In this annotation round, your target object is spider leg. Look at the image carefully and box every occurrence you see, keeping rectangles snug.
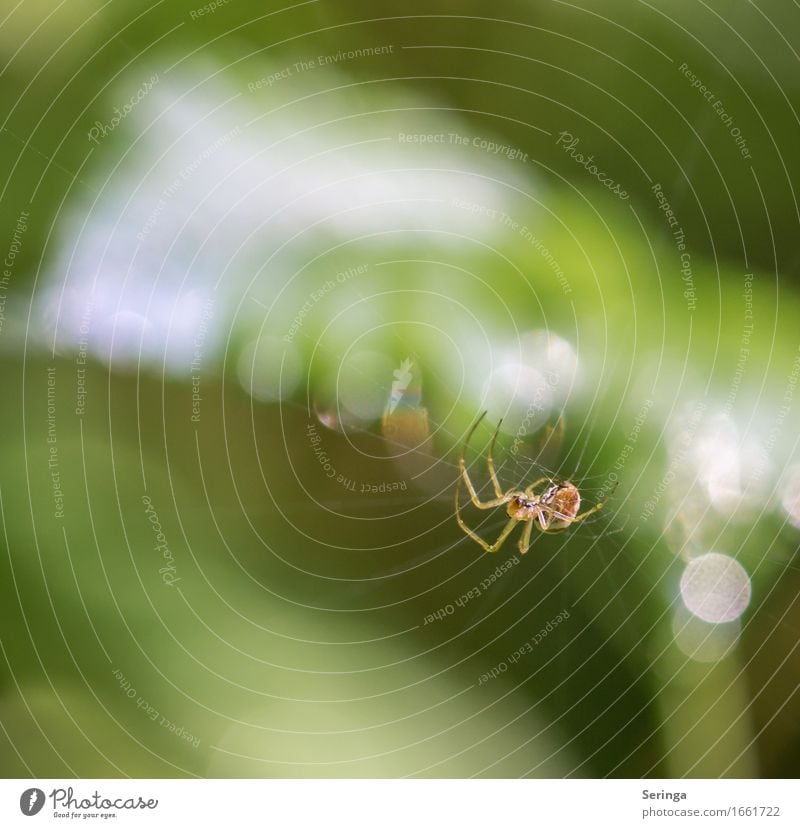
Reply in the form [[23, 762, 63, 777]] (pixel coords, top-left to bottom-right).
[[517, 520, 534, 554], [455, 477, 519, 553], [547, 508, 575, 522], [464, 410, 488, 446], [536, 507, 576, 533], [481, 517, 520, 553], [535, 504, 609, 535], [459, 412, 511, 508], [486, 417, 504, 498], [524, 477, 553, 496], [459, 478, 512, 510], [570, 501, 607, 524], [569, 483, 618, 524]]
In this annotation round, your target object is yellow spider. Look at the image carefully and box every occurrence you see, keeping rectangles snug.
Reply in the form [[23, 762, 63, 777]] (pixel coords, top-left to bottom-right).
[[455, 412, 613, 554]]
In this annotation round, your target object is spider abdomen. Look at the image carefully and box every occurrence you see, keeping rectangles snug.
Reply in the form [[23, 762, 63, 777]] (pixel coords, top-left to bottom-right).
[[546, 482, 581, 529]]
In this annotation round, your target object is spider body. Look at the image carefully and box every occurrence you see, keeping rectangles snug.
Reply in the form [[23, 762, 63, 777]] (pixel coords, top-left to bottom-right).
[[506, 494, 540, 522], [506, 484, 581, 529], [455, 412, 613, 554]]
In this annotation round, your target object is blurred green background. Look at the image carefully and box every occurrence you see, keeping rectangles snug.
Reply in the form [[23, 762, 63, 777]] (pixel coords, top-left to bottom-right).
[[0, 0, 799, 778]]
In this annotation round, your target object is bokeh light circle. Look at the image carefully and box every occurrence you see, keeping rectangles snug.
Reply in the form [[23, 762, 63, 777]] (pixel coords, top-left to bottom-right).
[[679, 552, 752, 624]]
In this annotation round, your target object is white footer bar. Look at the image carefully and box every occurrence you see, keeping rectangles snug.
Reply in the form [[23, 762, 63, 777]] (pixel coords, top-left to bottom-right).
[[1, 779, 796, 827]]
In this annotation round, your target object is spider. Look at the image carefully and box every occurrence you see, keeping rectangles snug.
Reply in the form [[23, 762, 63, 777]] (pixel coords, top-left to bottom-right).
[[455, 411, 614, 554]]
